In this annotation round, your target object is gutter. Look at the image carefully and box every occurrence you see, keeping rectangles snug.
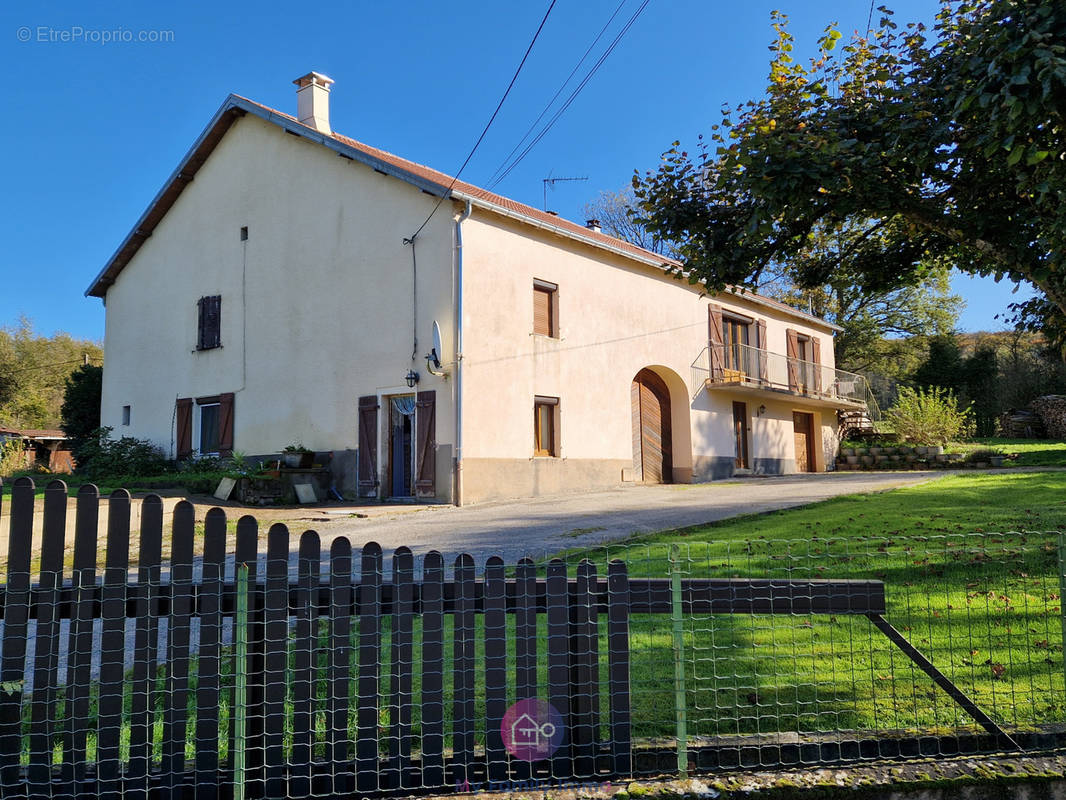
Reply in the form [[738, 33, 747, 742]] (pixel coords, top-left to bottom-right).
[[454, 199, 472, 507]]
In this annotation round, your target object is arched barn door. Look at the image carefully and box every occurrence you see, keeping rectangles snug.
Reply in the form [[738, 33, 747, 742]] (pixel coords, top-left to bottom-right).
[[631, 368, 673, 483]]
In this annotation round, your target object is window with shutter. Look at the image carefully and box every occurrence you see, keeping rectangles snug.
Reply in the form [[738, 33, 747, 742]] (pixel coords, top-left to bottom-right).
[[197, 295, 222, 350], [533, 280, 557, 337], [534, 396, 559, 457]]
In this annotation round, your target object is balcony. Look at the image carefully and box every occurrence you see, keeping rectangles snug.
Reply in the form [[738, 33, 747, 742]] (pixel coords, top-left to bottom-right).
[[691, 343, 873, 411]]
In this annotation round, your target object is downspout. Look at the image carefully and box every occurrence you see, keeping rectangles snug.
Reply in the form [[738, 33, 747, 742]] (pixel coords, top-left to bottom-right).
[[454, 199, 472, 506]]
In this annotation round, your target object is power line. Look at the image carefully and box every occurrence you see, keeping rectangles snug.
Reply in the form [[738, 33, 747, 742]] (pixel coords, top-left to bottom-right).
[[3, 356, 102, 376], [406, 0, 558, 242], [489, 0, 652, 191], [484, 0, 629, 188]]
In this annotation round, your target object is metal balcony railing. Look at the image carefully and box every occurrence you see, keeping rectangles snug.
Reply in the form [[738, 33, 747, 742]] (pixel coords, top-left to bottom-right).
[[690, 343, 877, 413]]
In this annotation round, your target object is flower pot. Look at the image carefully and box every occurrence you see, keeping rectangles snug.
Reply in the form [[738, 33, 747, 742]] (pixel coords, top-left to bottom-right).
[[989, 456, 1005, 467], [282, 453, 304, 469], [846, 455, 859, 465]]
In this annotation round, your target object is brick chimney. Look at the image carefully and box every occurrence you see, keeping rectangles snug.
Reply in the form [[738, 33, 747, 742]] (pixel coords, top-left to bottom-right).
[[293, 72, 334, 134]]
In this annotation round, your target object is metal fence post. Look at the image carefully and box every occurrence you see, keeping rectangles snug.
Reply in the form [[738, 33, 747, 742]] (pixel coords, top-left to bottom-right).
[[670, 544, 688, 778], [1058, 534, 1066, 695], [233, 563, 249, 800]]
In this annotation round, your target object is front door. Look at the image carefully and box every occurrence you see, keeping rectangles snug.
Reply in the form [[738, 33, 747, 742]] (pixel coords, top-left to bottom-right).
[[631, 369, 672, 483], [388, 395, 416, 497], [792, 411, 816, 473], [732, 401, 749, 469]]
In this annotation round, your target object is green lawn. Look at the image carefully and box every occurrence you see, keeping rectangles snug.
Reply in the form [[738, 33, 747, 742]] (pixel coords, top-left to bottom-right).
[[555, 471, 1066, 742], [971, 438, 1066, 467]]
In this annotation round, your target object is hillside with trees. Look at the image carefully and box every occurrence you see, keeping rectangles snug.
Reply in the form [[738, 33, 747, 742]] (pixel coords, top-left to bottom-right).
[[0, 317, 103, 430]]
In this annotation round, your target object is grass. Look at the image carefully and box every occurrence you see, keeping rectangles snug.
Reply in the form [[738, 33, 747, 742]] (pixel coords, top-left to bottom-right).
[[970, 438, 1066, 467], [0, 469, 230, 499], [551, 471, 1066, 741]]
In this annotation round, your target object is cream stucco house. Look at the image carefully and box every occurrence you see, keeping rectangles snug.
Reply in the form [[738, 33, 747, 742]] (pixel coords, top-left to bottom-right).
[[87, 73, 872, 505]]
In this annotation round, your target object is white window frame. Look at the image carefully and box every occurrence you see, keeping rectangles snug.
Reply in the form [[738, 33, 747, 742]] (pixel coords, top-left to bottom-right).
[[195, 401, 221, 457]]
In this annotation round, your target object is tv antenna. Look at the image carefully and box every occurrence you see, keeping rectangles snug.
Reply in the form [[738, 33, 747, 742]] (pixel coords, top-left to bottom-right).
[[542, 174, 588, 212]]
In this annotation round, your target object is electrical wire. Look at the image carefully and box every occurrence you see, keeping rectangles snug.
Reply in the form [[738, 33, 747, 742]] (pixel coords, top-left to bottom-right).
[[488, 0, 651, 191], [406, 0, 558, 242], [484, 0, 629, 189], [2, 356, 101, 376]]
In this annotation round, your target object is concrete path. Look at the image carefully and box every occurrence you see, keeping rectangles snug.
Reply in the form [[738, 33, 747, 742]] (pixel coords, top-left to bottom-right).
[[313, 471, 950, 568]]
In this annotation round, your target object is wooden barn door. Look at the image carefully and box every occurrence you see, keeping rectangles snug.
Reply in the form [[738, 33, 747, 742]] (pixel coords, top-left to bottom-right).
[[792, 411, 816, 473], [631, 369, 673, 483]]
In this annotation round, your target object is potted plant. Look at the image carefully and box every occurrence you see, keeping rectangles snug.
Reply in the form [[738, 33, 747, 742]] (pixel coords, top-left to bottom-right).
[[282, 443, 313, 469]]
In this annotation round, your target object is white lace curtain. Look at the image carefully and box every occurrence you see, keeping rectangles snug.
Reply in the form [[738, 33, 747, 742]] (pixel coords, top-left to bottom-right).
[[391, 396, 416, 416]]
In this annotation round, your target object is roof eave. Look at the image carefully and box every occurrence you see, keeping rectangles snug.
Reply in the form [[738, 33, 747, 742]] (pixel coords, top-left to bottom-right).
[[85, 95, 452, 299]]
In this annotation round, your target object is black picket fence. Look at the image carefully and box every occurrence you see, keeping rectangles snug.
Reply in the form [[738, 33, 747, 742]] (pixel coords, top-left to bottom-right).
[[0, 477, 1063, 799]]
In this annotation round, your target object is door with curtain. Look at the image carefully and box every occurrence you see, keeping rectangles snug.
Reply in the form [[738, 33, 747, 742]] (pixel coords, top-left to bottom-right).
[[388, 395, 416, 497]]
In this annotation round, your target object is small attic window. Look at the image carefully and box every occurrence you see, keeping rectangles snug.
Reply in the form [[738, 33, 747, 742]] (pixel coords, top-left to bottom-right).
[[240, 226, 248, 241]]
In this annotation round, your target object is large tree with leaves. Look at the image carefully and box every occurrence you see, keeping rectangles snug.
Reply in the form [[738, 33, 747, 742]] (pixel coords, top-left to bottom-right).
[[633, 1, 1066, 324]]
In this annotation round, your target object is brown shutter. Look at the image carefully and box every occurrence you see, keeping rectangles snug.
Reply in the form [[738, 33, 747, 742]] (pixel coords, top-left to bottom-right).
[[785, 329, 800, 391], [358, 395, 379, 497], [208, 296, 221, 348], [218, 392, 235, 456], [533, 286, 553, 336], [176, 398, 193, 459], [755, 319, 768, 384], [707, 304, 724, 379], [196, 298, 206, 350], [415, 390, 436, 498], [811, 337, 822, 393]]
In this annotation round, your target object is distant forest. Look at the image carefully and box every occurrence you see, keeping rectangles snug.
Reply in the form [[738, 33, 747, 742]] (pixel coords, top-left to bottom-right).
[[0, 317, 103, 430]]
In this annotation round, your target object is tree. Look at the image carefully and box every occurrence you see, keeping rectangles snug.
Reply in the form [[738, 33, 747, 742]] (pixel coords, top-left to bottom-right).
[[632, 2, 1066, 325], [582, 188, 675, 256], [760, 222, 961, 371], [0, 318, 103, 429], [60, 364, 103, 457], [586, 190, 961, 372]]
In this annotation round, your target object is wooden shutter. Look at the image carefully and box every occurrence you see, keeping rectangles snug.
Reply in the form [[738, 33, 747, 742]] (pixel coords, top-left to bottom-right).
[[176, 398, 193, 459], [533, 286, 553, 336], [218, 392, 235, 456], [415, 390, 437, 498], [755, 319, 768, 384], [197, 296, 221, 349], [358, 395, 379, 497], [707, 304, 724, 380], [811, 337, 823, 393], [785, 328, 800, 391]]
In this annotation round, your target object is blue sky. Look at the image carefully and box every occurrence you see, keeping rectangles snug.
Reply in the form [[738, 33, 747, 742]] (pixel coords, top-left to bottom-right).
[[0, 0, 1035, 341]]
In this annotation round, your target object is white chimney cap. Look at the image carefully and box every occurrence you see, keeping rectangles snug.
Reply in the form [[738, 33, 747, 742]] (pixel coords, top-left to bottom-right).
[[293, 72, 334, 135]]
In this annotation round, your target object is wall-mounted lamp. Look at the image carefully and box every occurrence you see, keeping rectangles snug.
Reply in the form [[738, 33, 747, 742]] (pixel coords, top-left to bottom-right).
[[404, 369, 420, 388], [757, 404, 767, 417]]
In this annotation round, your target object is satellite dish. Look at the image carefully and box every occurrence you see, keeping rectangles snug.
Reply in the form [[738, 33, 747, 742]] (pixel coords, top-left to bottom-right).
[[426, 320, 446, 375]]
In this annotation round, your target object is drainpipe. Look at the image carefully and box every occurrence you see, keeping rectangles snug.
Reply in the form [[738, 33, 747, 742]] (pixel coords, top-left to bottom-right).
[[454, 200, 472, 506]]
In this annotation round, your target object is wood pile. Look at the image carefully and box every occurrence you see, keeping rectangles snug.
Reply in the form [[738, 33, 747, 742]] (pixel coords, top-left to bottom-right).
[[999, 407, 1045, 438], [1029, 395, 1066, 438]]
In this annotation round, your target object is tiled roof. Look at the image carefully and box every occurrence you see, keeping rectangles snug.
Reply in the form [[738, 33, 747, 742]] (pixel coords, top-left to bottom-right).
[[86, 94, 839, 330], [236, 97, 679, 269]]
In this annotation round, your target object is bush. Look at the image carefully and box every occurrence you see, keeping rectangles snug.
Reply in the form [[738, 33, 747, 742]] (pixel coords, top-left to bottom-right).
[[885, 386, 975, 446], [0, 438, 28, 477], [75, 427, 170, 478]]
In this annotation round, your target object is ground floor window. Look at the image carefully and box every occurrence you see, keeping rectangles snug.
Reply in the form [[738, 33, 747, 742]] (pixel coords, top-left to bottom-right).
[[534, 396, 559, 457], [198, 402, 221, 456]]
